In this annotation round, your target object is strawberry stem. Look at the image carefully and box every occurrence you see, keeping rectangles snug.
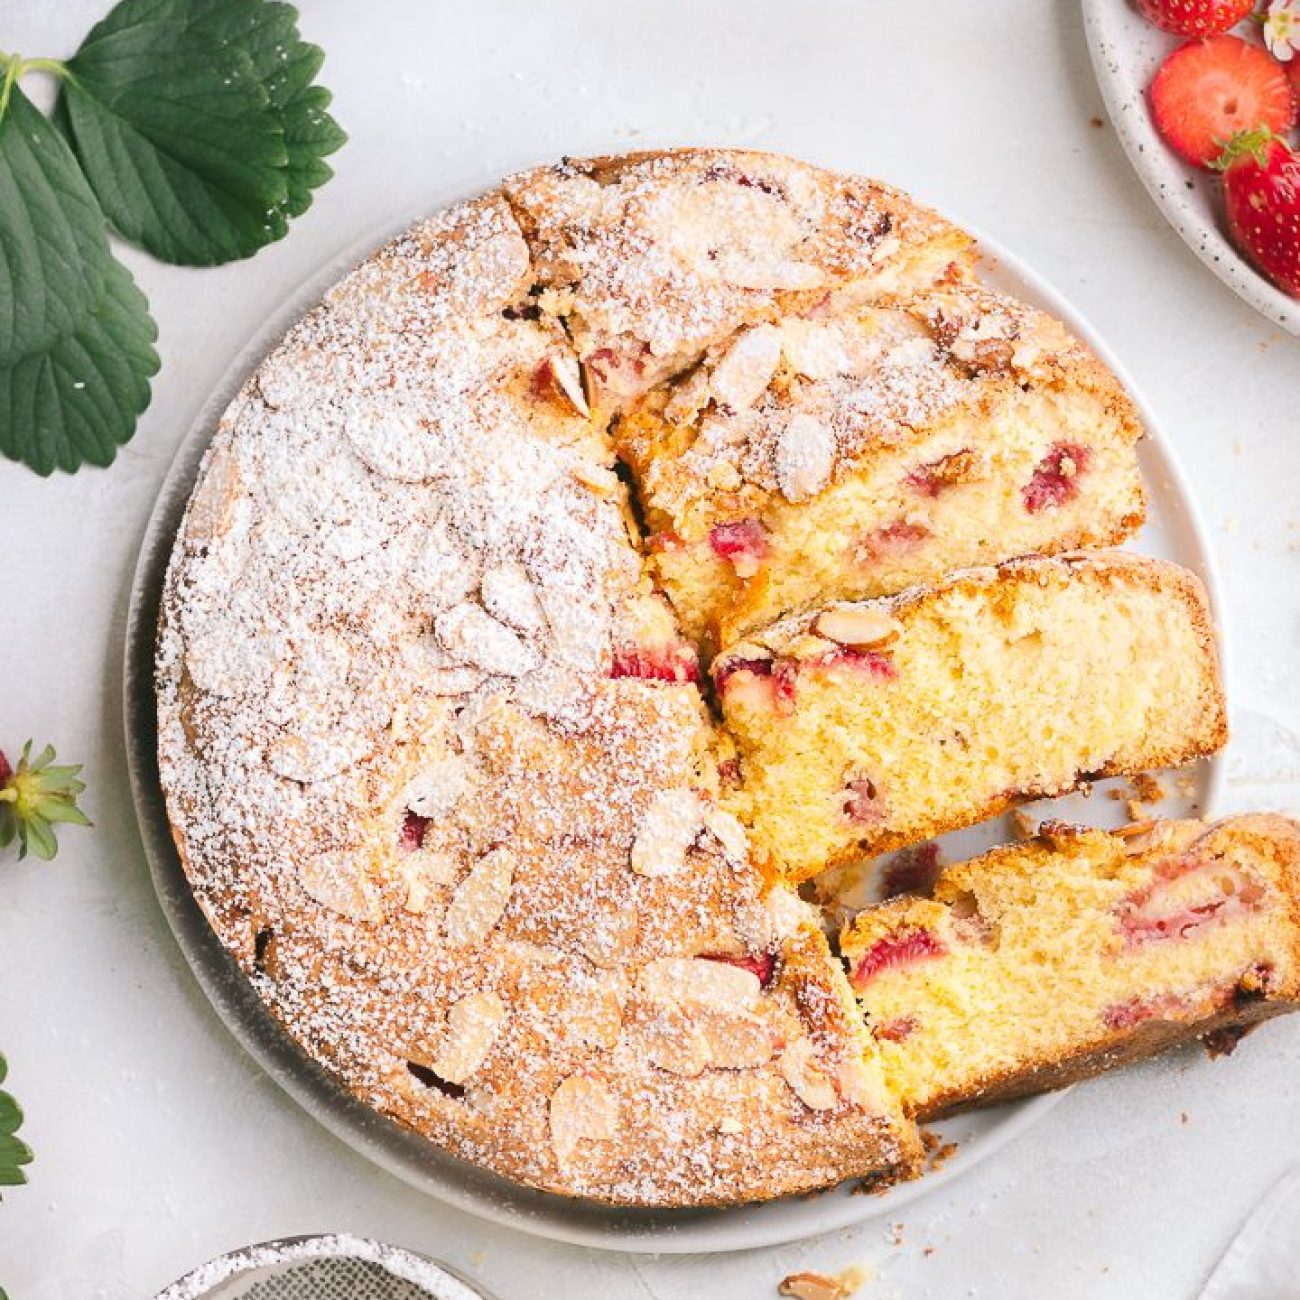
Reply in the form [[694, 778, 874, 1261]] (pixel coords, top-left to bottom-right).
[[0, 740, 90, 861], [1213, 126, 1282, 171]]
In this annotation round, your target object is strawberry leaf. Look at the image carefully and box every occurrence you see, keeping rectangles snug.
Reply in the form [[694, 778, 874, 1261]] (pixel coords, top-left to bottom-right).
[[180, 1, 347, 219], [0, 1055, 32, 1197], [58, 0, 343, 266], [0, 83, 111, 364], [0, 251, 158, 475]]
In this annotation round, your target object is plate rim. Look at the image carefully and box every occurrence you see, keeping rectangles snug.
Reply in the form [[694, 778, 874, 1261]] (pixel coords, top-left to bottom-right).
[[1082, 0, 1300, 337], [122, 181, 1227, 1255]]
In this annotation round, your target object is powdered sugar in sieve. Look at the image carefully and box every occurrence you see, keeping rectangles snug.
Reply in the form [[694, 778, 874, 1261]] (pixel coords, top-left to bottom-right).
[[154, 1234, 497, 1300]]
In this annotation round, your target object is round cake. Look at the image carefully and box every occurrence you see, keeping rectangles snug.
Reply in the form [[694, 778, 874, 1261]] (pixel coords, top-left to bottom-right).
[[155, 149, 1137, 1206]]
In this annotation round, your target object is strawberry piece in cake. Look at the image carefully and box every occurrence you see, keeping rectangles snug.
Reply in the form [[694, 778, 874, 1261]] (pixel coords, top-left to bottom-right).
[[840, 816, 1300, 1118], [714, 552, 1227, 883]]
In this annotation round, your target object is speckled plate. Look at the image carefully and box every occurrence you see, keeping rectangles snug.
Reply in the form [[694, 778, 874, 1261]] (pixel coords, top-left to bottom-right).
[[1084, 0, 1300, 335], [124, 194, 1226, 1255]]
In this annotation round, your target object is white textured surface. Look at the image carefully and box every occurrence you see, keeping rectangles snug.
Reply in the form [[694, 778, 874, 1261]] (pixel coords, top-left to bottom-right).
[[1, 1, 1299, 1296]]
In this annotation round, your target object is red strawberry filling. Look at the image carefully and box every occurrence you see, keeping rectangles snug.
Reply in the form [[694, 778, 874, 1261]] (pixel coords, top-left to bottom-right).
[[585, 343, 649, 386], [709, 518, 770, 577], [611, 644, 701, 684], [1116, 855, 1266, 948], [1023, 442, 1091, 514], [873, 1015, 919, 1043], [880, 843, 943, 898], [1102, 990, 1192, 1031], [0, 749, 10, 788], [859, 519, 930, 561], [905, 448, 978, 498], [399, 810, 430, 852], [702, 950, 777, 987], [851, 928, 945, 990], [843, 776, 887, 826]]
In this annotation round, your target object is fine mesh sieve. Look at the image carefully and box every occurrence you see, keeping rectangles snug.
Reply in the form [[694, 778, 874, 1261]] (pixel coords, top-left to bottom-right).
[[154, 1234, 498, 1300]]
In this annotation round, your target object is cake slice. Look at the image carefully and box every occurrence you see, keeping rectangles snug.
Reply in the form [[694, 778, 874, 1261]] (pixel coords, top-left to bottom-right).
[[504, 149, 974, 413], [618, 283, 1145, 653], [840, 816, 1300, 1118], [714, 552, 1227, 882]]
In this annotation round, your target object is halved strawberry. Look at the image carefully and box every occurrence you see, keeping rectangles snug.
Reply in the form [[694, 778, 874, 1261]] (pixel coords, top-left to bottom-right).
[[1217, 127, 1300, 295], [1136, 0, 1257, 38], [1151, 36, 1294, 168]]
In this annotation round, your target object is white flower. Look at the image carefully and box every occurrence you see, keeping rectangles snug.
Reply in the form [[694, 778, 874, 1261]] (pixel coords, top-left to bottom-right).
[[1264, 0, 1300, 61]]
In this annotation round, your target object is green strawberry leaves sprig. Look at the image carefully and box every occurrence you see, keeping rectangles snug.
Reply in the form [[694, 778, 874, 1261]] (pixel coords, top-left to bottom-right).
[[0, 0, 346, 476], [0, 1054, 32, 1198], [0, 740, 91, 861]]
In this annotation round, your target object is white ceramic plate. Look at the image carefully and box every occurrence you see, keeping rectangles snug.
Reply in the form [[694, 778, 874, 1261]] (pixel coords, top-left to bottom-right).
[[1084, 0, 1300, 335], [124, 196, 1226, 1255]]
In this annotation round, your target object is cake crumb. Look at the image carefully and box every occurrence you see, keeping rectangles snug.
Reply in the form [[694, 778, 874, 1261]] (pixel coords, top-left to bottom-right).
[[1180, 1111, 1190, 1125], [1010, 808, 1037, 839], [890, 1222, 905, 1246], [778, 1265, 871, 1299]]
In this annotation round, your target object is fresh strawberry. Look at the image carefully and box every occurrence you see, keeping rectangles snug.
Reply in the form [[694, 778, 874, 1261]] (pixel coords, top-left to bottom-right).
[[1150, 36, 1294, 168], [1216, 128, 1300, 295], [1136, 0, 1257, 37]]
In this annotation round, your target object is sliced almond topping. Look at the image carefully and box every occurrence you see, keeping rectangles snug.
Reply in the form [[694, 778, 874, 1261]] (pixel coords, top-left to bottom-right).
[[299, 852, 382, 923], [696, 1007, 777, 1070], [779, 1037, 839, 1111], [778, 318, 850, 380], [185, 442, 243, 545], [444, 847, 514, 946], [536, 353, 590, 417], [638, 957, 761, 1011], [710, 323, 782, 411], [717, 1115, 743, 1135], [643, 1010, 712, 1078], [409, 522, 479, 613], [630, 788, 706, 878], [663, 364, 711, 425], [571, 461, 622, 499], [405, 757, 469, 819], [550, 1075, 619, 1165], [480, 560, 546, 635], [814, 606, 901, 649], [786, 632, 838, 661], [702, 807, 749, 862], [430, 991, 506, 1085], [719, 255, 824, 292], [398, 849, 460, 915], [435, 601, 540, 678], [775, 411, 836, 503], [565, 984, 625, 1051]]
